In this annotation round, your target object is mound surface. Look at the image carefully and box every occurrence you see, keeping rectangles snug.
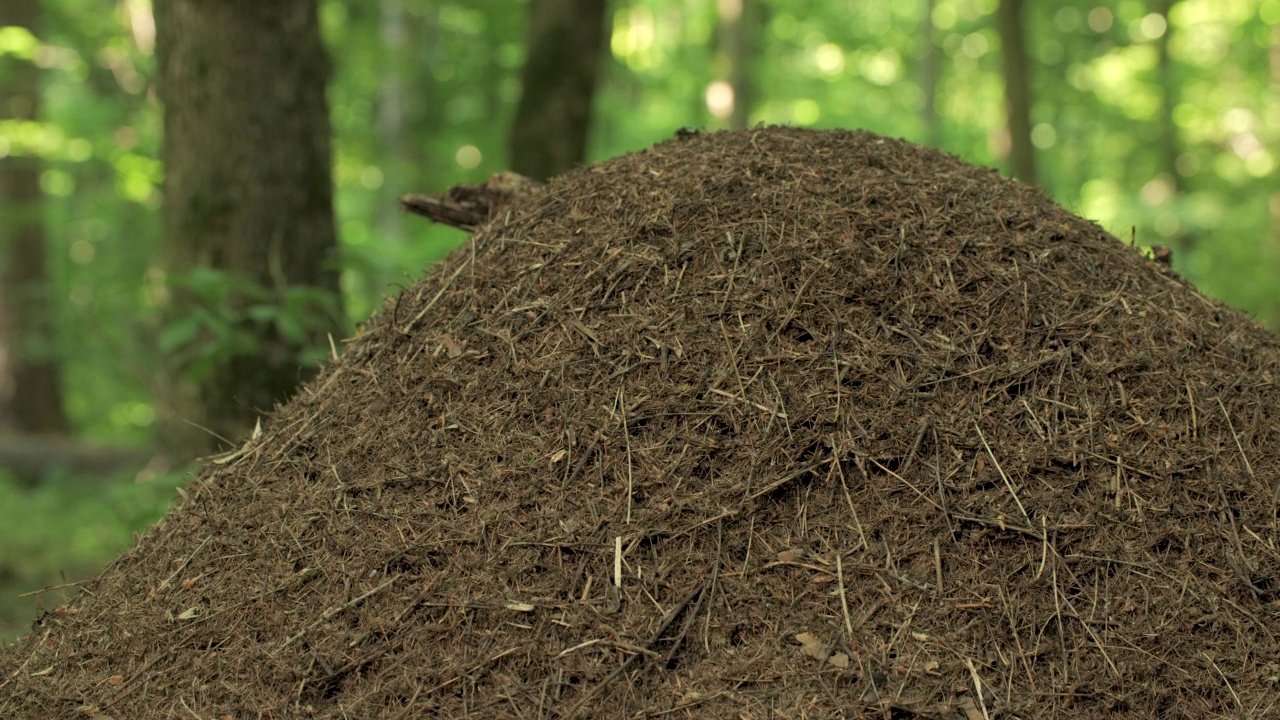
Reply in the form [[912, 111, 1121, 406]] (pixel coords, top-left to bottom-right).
[[4, 127, 1280, 719]]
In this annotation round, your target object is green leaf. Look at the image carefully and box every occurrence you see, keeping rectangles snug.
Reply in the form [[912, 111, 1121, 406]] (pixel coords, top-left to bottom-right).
[[158, 316, 204, 354]]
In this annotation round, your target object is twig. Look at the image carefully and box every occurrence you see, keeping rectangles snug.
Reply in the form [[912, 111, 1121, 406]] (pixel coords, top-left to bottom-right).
[[1216, 397, 1255, 481], [421, 647, 521, 697], [965, 658, 992, 720], [157, 536, 213, 593], [1204, 652, 1243, 712], [565, 436, 599, 486], [837, 554, 854, 637], [869, 457, 945, 513], [746, 460, 828, 500], [933, 538, 944, 592], [560, 583, 705, 719], [17, 580, 90, 598], [975, 422, 1030, 524], [620, 389, 635, 523], [702, 520, 725, 653], [401, 254, 475, 335], [664, 577, 707, 666], [0, 629, 50, 693], [614, 536, 623, 589], [277, 577, 397, 652]]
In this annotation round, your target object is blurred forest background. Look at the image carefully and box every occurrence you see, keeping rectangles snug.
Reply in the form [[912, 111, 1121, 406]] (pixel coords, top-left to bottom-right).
[[2, 0, 1279, 641]]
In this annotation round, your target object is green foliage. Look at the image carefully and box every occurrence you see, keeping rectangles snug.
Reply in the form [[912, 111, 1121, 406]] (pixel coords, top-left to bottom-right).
[[160, 267, 345, 381], [0, 466, 189, 643]]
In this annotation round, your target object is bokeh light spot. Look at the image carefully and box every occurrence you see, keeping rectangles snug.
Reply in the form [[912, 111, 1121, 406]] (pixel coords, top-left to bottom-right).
[[455, 145, 482, 169]]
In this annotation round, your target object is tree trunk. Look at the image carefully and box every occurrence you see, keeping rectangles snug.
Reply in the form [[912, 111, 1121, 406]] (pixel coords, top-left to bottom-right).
[[996, 0, 1037, 184], [377, 0, 407, 246], [1154, 0, 1179, 191], [0, 0, 70, 435], [509, 0, 610, 181], [155, 0, 342, 457], [1270, 24, 1280, 329], [1153, 0, 1191, 254], [716, 0, 755, 130], [920, 0, 941, 147]]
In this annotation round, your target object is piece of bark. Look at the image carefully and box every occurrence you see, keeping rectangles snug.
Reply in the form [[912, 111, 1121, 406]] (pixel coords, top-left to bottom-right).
[[400, 172, 541, 231]]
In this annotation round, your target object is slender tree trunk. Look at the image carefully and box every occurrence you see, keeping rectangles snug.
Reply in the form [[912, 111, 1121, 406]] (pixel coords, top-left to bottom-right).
[[1269, 24, 1280, 329], [1153, 0, 1191, 255], [378, 0, 407, 246], [920, 0, 941, 147], [0, 0, 70, 434], [1154, 0, 1179, 193], [509, 0, 610, 181], [155, 0, 342, 456], [716, 0, 754, 130], [407, 9, 440, 185], [996, 0, 1037, 184]]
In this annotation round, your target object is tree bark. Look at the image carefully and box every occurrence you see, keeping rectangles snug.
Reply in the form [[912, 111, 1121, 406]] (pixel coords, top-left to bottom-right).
[[1270, 24, 1280, 329], [0, 0, 70, 435], [377, 0, 407, 246], [716, 0, 755, 130], [155, 0, 342, 456], [509, 0, 610, 181], [920, 0, 941, 147], [996, 0, 1037, 184], [1154, 0, 1179, 193], [1153, 0, 1192, 255]]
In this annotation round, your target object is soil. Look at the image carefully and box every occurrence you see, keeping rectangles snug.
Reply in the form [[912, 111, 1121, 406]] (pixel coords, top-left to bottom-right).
[[3, 127, 1280, 719]]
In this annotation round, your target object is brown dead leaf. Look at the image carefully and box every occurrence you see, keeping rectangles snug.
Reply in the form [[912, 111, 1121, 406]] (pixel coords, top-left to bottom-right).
[[795, 632, 827, 661], [955, 696, 986, 720], [794, 632, 848, 667], [440, 333, 465, 358], [778, 548, 805, 563]]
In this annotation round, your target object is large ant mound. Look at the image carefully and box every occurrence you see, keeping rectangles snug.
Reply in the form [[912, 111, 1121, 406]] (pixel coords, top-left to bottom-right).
[[4, 127, 1280, 719]]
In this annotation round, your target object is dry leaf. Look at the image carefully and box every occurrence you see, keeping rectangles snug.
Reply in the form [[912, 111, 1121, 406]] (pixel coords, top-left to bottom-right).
[[778, 548, 805, 563], [794, 632, 846, 667], [795, 632, 827, 661], [440, 333, 465, 358], [955, 697, 985, 720]]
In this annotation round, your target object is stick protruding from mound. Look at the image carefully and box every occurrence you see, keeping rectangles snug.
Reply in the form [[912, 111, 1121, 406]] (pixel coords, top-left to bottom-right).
[[400, 171, 541, 231]]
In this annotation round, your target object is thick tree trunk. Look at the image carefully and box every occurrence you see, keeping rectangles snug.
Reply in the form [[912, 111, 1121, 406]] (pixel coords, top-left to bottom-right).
[[0, 0, 70, 435], [996, 0, 1037, 184], [509, 0, 609, 181], [155, 0, 342, 456]]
